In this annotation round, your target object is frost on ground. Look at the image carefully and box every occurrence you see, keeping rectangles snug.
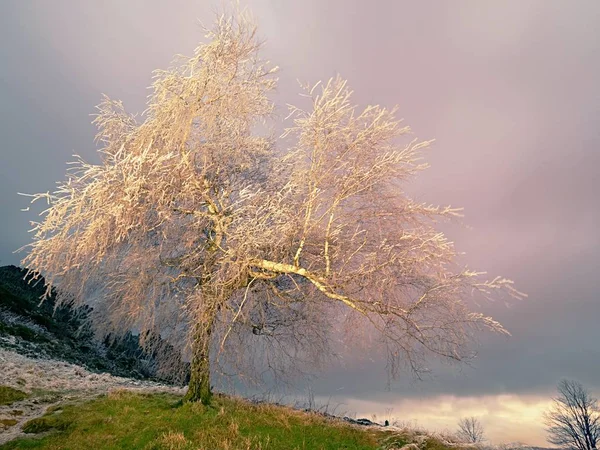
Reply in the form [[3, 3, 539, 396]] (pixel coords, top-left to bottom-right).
[[0, 348, 185, 445]]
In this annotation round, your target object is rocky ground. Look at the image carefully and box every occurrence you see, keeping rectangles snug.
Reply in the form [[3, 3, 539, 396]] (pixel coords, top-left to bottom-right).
[[0, 348, 186, 445]]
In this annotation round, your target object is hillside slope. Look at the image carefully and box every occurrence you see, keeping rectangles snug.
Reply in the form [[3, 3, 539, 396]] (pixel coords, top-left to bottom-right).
[[1, 384, 465, 450], [0, 265, 185, 382]]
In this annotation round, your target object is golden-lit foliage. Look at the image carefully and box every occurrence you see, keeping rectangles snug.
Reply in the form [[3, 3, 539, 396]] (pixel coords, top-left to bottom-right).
[[20, 8, 524, 392]]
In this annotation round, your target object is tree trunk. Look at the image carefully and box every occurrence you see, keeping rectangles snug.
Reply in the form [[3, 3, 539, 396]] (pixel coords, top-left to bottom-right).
[[184, 322, 213, 405]]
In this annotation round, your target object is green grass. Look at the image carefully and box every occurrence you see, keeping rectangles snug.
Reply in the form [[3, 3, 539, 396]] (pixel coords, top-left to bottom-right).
[[2, 391, 393, 449], [0, 386, 28, 406], [1, 391, 463, 450]]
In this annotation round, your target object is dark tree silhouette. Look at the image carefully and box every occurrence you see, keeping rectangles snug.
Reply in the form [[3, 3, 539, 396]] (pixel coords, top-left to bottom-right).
[[544, 379, 599, 450]]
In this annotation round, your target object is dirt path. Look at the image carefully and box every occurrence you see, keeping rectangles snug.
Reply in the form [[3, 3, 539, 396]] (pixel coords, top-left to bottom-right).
[[0, 348, 185, 445]]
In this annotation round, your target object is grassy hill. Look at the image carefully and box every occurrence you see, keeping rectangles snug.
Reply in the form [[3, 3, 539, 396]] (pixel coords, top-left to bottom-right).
[[0, 266, 460, 449], [0, 390, 460, 450], [2, 266, 542, 449]]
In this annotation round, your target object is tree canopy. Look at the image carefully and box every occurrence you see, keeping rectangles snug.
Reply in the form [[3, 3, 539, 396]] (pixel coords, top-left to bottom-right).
[[20, 10, 524, 404]]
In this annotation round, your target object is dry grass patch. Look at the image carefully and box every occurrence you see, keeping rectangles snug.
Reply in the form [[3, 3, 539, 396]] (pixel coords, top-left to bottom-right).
[[1, 418, 19, 428], [0, 386, 28, 406], [145, 431, 193, 450]]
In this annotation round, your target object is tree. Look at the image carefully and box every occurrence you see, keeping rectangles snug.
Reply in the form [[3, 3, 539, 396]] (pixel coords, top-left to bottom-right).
[[457, 416, 485, 443], [19, 10, 524, 404], [544, 379, 600, 450]]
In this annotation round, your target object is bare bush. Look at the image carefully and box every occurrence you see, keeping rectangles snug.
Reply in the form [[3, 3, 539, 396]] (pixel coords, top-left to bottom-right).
[[19, 7, 524, 404]]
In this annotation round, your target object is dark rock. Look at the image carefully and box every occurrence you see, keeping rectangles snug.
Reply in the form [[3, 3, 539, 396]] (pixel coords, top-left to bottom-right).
[[342, 416, 377, 426]]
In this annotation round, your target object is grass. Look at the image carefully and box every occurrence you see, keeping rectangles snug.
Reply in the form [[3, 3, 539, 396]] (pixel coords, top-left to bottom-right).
[[0, 386, 28, 406], [1, 419, 18, 428], [1, 391, 383, 449], [1, 391, 462, 450]]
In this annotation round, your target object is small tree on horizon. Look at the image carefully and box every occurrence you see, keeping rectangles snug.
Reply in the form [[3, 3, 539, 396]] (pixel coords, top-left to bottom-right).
[[19, 9, 524, 404], [544, 379, 600, 450], [457, 416, 485, 443]]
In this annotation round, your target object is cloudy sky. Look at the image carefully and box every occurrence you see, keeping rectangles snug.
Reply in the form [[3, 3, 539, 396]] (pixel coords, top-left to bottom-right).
[[1, 1, 599, 445]]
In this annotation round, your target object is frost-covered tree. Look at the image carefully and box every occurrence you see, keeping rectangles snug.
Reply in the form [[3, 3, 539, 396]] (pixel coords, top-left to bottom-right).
[[20, 10, 524, 404]]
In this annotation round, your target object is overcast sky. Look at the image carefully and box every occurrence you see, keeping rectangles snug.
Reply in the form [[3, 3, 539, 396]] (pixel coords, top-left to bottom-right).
[[1, 1, 599, 445]]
